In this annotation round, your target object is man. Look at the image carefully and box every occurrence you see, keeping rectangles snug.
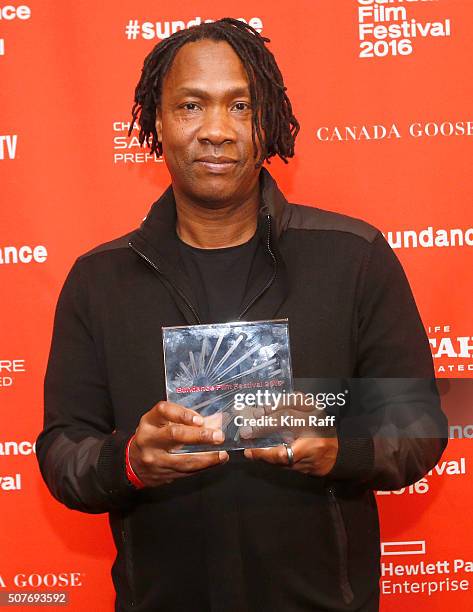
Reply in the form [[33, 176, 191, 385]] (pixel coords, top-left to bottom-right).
[[36, 17, 448, 612]]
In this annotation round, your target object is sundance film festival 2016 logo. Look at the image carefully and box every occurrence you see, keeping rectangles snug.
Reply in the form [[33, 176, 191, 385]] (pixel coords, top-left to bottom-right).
[[0, 5, 31, 57], [0, 439, 37, 493], [357, 0, 452, 59], [377, 456, 467, 497]]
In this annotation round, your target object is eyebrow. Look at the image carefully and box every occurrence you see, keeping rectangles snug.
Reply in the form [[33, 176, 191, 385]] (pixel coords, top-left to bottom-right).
[[173, 85, 250, 98]]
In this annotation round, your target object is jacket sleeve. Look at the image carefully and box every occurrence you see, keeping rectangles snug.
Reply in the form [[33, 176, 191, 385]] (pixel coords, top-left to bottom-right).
[[326, 232, 449, 490], [36, 260, 141, 513]]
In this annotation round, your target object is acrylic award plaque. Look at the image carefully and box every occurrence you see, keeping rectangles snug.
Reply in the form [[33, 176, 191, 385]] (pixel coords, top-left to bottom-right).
[[162, 319, 293, 453]]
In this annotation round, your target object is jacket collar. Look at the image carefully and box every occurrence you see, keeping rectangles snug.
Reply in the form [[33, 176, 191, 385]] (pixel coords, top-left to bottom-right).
[[134, 166, 290, 253], [128, 167, 290, 324]]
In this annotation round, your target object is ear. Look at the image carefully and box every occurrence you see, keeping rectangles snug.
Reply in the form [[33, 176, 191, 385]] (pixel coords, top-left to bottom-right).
[[155, 105, 162, 143]]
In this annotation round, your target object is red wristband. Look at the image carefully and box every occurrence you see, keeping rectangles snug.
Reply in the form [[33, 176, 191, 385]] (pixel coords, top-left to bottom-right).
[[125, 434, 146, 489]]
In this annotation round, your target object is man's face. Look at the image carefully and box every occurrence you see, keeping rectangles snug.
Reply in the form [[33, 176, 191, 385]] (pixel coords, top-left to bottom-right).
[[155, 39, 263, 208]]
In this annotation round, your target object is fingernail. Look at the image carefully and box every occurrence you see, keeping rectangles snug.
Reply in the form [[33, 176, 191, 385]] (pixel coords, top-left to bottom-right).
[[192, 415, 204, 425], [213, 430, 225, 443], [240, 426, 252, 439], [219, 451, 228, 461]]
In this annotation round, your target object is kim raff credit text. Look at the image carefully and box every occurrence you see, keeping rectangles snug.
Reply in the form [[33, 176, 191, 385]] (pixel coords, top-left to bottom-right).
[[233, 413, 337, 429]]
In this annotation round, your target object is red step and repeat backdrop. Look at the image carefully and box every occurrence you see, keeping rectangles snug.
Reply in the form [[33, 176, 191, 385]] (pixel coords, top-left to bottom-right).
[[1, 1, 472, 610]]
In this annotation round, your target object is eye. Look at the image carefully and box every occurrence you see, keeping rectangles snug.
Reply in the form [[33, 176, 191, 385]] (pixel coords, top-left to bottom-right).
[[182, 102, 200, 111], [233, 102, 251, 111]]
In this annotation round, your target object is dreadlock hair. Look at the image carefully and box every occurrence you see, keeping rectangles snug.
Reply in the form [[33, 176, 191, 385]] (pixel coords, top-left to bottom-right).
[[129, 17, 300, 168]]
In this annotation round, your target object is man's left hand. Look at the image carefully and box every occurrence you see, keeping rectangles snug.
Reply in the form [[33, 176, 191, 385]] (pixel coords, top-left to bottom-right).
[[241, 395, 339, 476]]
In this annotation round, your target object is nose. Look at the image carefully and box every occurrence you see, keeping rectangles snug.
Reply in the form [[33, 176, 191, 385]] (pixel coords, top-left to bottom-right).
[[197, 105, 236, 146]]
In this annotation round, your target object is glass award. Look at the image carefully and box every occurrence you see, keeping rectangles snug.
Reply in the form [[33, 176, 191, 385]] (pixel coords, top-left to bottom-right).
[[162, 319, 293, 453]]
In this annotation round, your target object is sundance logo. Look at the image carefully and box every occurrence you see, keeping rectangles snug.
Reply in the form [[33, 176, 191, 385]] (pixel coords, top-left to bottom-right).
[[383, 226, 473, 250], [0, 245, 47, 265], [125, 16, 263, 41], [0, 440, 36, 456]]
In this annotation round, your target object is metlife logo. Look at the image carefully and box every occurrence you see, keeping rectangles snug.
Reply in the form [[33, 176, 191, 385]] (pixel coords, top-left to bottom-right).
[[357, 0, 452, 59], [124, 16, 263, 41]]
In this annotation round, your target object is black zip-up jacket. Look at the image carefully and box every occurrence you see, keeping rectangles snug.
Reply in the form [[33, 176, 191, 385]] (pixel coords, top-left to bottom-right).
[[36, 168, 448, 612]]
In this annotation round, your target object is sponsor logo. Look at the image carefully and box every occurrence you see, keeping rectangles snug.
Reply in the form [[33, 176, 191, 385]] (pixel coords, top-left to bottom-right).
[[377, 457, 467, 497], [0, 245, 48, 265], [357, 0, 452, 59], [0, 441, 36, 456], [0, 473, 22, 491], [450, 425, 473, 440], [382, 227, 473, 250], [112, 121, 164, 164], [380, 540, 472, 596], [0, 5, 31, 20], [124, 16, 263, 41], [0, 359, 26, 388], [427, 325, 473, 374], [0, 573, 83, 589], [315, 121, 473, 142], [0, 6, 31, 57], [0, 135, 18, 160]]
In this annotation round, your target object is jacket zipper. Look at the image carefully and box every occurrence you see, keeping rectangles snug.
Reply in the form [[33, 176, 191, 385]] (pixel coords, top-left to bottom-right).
[[326, 485, 355, 605], [128, 240, 202, 324], [121, 517, 136, 607], [129, 213, 277, 324], [237, 214, 277, 320]]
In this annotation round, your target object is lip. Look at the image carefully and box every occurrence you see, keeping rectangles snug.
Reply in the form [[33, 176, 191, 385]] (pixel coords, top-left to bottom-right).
[[195, 157, 238, 173], [196, 156, 238, 163]]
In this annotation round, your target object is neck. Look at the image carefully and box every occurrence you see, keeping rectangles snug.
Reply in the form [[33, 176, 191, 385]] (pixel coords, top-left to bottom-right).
[[174, 186, 260, 249]]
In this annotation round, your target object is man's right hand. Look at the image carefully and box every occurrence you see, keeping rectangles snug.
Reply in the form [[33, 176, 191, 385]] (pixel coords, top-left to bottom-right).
[[128, 401, 229, 488]]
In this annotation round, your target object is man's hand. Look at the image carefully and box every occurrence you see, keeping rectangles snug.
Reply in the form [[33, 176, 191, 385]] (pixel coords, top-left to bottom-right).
[[241, 394, 339, 477], [243, 436, 338, 476], [129, 401, 229, 488]]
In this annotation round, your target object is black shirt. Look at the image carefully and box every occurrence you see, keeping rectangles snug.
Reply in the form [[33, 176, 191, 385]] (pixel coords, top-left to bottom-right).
[[174, 231, 341, 611], [177, 231, 260, 323]]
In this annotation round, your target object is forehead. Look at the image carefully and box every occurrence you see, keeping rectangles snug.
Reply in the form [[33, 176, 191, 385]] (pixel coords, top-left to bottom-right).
[[162, 39, 250, 98]]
